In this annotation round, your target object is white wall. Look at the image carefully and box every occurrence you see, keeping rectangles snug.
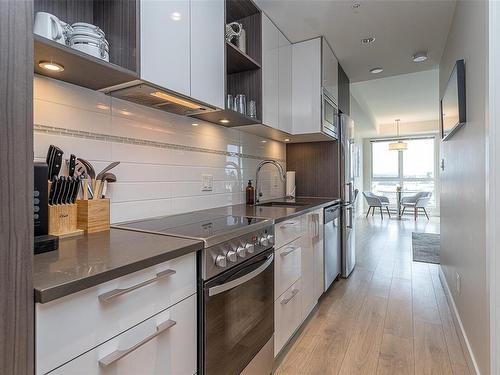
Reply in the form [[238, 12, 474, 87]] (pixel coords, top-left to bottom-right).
[[439, 0, 489, 373], [34, 76, 286, 223]]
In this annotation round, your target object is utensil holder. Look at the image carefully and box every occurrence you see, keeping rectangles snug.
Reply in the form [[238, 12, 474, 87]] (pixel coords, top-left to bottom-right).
[[77, 199, 110, 233], [48, 204, 84, 238]]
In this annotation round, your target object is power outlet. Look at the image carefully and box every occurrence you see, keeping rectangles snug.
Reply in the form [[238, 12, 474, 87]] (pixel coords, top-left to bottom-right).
[[456, 272, 461, 295], [201, 174, 213, 192]]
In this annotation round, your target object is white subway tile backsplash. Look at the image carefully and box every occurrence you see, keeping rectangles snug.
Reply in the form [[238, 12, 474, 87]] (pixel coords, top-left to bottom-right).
[[34, 75, 285, 222]]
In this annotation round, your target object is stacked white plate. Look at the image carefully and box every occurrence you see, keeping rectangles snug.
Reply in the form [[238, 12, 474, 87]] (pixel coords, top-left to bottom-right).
[[67, 22, 109, 62]]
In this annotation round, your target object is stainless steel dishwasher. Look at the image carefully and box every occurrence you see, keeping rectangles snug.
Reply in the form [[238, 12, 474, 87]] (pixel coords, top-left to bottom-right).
[[324, 203, 341, 291]]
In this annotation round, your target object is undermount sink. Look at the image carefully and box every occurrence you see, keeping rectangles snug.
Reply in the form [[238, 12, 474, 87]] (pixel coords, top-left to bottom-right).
[[255, 201, 307, 208]]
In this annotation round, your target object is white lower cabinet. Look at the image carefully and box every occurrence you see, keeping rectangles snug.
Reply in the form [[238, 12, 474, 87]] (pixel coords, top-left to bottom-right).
[[274, 278, 302, 356], [275, 237, 302, 298], [50, 294, 197, 375], [301, 213, 316, 318], [36, 253, 195, 375], [273, 210, 325, 357]]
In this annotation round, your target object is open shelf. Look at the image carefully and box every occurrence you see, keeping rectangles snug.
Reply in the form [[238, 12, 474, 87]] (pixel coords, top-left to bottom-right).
[[226, 41, 261, 74], [34, 35, 138, 90], [191, 108, 260, 127], [226, 0, 260, 23], [34, 0, 138, 89]]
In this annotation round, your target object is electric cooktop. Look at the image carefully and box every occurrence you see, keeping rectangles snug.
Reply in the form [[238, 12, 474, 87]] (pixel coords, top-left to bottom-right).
[[113, 211, 272, 247]]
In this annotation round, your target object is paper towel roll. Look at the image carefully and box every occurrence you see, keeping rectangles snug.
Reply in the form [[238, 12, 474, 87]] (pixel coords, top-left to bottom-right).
[[286, 171, 296, 197]]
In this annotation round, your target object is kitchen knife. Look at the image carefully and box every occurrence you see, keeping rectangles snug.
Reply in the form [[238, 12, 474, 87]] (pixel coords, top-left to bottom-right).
[[68, 154, 76, 177], [49, 147, 64, 179], [50, 178, 60, 205], [48, 176, 56, 205], [46, 145, 56, 179], [62, 177, 72, 204], [63, 177, 74, 204], [57, 176, 67, 205], [71, 177, 83, 203]]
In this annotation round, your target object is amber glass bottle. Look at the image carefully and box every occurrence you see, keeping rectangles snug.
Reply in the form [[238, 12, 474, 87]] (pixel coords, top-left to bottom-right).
[[246, 180, 255, 205]]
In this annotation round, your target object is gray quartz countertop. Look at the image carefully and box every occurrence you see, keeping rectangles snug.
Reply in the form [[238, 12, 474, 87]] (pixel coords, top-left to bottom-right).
[[202, 197, 341, 223], [34, 197, 338, 304], [34, 229, 203, 304]]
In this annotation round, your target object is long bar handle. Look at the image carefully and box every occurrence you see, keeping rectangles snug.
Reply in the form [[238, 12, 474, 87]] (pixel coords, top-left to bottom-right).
[[98, 319, 177, 367], [281, 289, 299, 305], [98, 269, 176, 302], [280, 246, 300, 257]]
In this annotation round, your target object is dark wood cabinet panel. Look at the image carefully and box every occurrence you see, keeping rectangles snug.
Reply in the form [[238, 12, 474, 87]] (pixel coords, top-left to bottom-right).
[[338, 63, 350, 116], [286, 142, 340, 198], [0, 1, 34, 374]]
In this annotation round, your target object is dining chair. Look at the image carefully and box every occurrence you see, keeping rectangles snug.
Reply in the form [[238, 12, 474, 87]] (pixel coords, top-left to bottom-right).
[[400, 192, 432, 220], [362, 192, 391, 219]]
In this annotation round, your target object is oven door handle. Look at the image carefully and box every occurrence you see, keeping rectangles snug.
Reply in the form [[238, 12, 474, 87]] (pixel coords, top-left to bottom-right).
[[208, 253, 274, 297]]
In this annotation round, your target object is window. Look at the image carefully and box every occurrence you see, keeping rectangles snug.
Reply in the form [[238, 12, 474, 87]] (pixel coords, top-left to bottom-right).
[[371, 137, 437, 208]]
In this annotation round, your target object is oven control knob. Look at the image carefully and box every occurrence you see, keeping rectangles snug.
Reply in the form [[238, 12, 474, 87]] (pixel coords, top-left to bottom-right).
[[215, 255, 227, 268], [260, 236, 269, 246], [245, 243, 255, 254], [236, 246, 246, 258], [266, 234, 274, 244], [226, 250, 237, 263]]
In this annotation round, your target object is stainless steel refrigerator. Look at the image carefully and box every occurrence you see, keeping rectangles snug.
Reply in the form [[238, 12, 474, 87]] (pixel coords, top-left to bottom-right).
[[339, 113, 357, 278]]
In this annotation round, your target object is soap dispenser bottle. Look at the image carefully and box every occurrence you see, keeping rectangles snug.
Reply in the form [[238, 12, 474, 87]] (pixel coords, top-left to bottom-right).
[[246, 180, 255, 205]]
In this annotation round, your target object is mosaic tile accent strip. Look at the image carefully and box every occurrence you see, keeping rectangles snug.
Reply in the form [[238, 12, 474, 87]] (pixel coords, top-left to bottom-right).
[[34, 124, 285, 162]]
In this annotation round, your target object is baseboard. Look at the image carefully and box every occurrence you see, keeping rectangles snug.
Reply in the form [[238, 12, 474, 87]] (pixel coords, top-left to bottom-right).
[[438, 267, 481, 375]]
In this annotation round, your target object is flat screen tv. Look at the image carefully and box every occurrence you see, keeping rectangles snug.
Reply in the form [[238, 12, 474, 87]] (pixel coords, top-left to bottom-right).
[[440, 59, 466, 141]]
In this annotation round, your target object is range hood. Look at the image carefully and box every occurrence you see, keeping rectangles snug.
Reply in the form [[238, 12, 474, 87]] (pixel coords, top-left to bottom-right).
[[102, 80, 217, 117]]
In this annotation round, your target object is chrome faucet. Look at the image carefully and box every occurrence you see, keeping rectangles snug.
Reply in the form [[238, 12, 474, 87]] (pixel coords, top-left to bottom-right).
[[255, 160, 286, 204]]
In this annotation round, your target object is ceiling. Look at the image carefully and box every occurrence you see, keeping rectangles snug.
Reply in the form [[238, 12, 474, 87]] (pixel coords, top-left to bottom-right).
[[255, 0, 456, 82], [350, 69, 440, 130]]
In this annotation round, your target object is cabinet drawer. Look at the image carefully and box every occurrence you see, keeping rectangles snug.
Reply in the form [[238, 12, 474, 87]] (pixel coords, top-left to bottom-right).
[[274, 279, 302, 356], [275, 216, 305, 249], [50, 294, 197, 375], [275, 237, 301, 298], [36, 253, 195, 375]]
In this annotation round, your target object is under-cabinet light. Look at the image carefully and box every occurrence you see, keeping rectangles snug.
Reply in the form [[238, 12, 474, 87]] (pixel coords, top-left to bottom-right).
[[150, 91, 201, 110], [39, 61, 64, 72]]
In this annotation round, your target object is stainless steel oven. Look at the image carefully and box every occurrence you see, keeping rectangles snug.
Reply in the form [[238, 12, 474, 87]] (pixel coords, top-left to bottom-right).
[[201, 248, 274, 375], [322, 88, 339, 139]]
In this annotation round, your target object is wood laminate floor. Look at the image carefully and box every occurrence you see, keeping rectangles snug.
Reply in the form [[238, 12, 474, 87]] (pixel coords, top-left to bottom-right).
[[275, 215, 471, 375]]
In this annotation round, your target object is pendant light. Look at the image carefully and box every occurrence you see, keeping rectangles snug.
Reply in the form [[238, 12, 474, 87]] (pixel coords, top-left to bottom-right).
[[389, 119, 408, 151]]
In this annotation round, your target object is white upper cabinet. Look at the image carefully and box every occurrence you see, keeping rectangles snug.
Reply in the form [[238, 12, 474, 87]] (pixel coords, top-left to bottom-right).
[[190, 0, 225, 109], [140, 0, 224, 109], [322, 38, 338, 105], [292, 38, 322, 135], [278, 31, 292, 134], [262, 14, 279, 128], [140, 0, 191, 96]]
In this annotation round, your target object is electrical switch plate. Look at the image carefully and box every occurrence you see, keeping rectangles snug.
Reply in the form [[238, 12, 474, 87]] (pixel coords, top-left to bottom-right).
[[201, 174, 213, 192]]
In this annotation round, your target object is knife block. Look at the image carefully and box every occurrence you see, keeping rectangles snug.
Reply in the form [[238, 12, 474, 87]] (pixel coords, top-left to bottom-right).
[[48, 204, 84, 238], [77, 199, 110, 233]]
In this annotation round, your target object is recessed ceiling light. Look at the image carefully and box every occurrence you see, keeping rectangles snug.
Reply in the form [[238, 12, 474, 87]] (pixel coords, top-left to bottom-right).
[[38, 61, 64, 72], [219, 119, 230, 124], [191, 123, 199, 126], [361, 37, 375, 45], [170, 12, 182, 21], [370, 67, 383, 74], [284, 138, 290, 142], [412, 51, 428, 62], [352, 2, 361, 9], [261, 140, 267, 143]]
